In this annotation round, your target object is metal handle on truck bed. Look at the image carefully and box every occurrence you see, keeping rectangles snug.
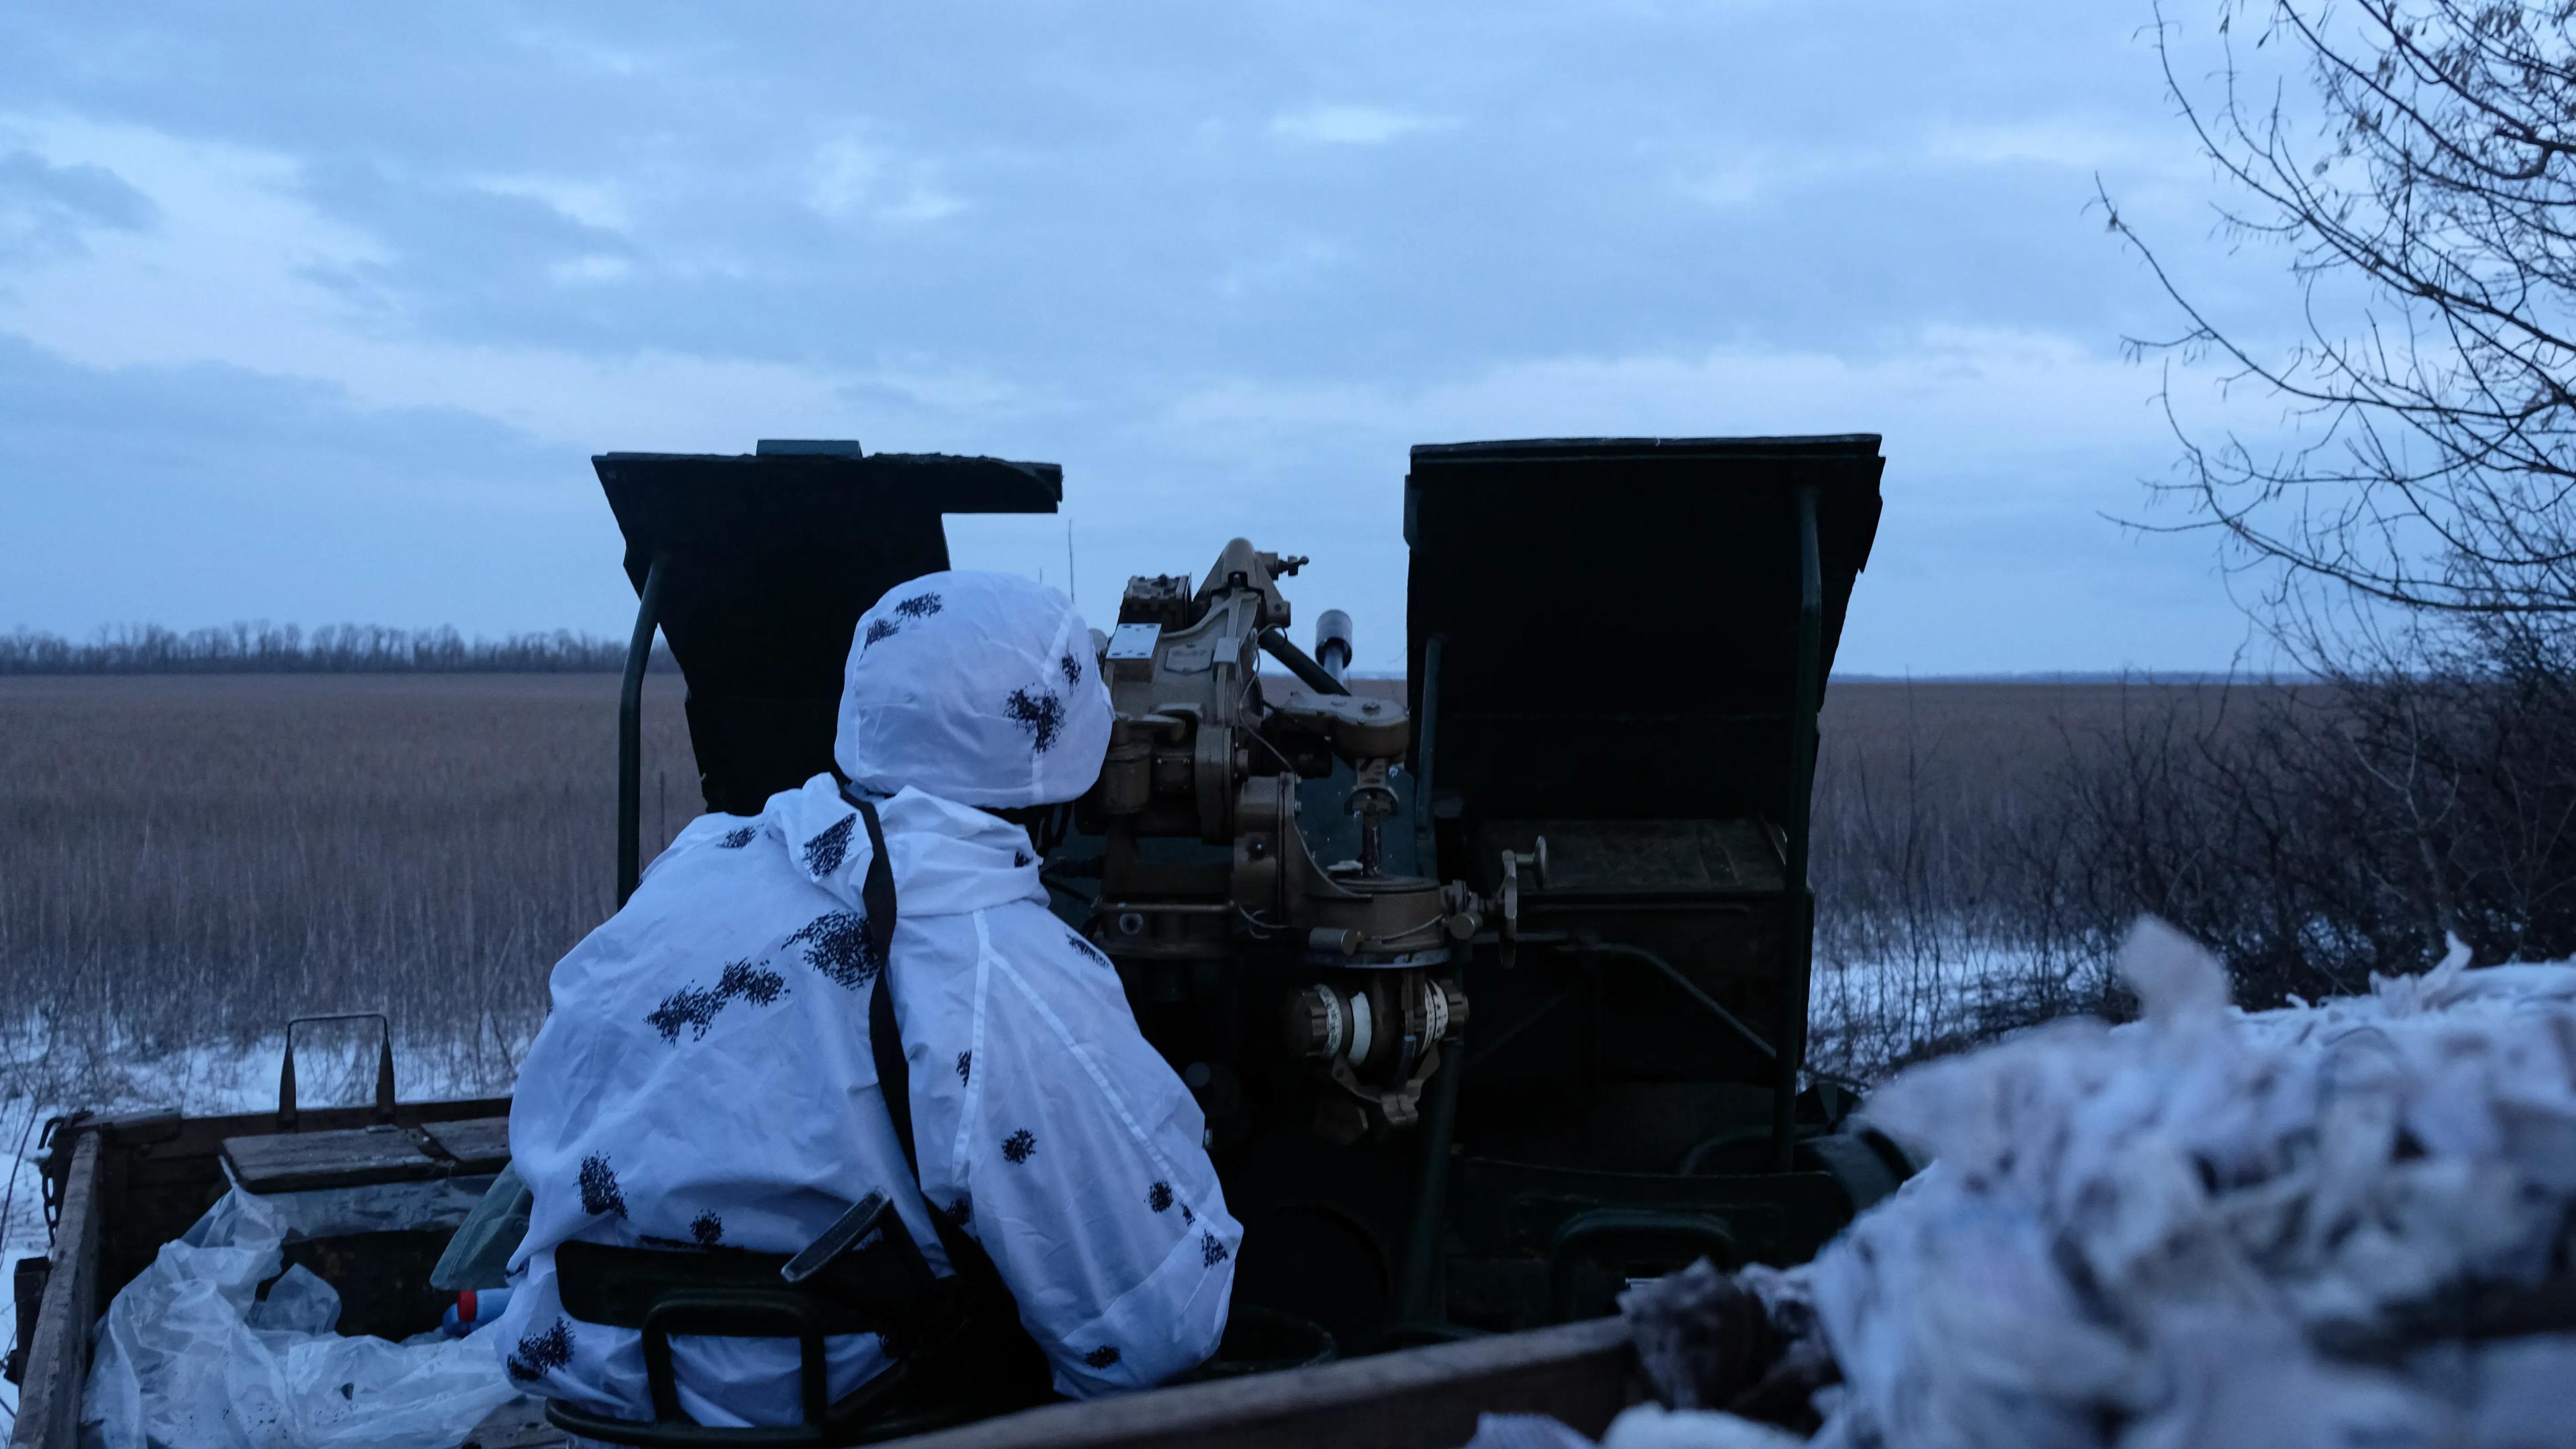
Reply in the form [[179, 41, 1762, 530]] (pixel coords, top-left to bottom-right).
[[619, 554, 672, 907], [276, 1012, 396, 1130]]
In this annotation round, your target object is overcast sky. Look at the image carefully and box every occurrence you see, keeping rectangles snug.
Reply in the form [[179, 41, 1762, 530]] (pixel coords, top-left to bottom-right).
[[0, 2, 2298, 674]]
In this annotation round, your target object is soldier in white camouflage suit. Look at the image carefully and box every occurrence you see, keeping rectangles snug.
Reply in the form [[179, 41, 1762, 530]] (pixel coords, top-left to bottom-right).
[[494, 570, 1238, 1432]]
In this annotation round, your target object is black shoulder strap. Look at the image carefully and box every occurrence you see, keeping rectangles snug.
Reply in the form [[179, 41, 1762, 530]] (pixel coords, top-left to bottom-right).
[[854, 796, 918, 1177], [849, 795, 1001, 1282], [845, 792, 1055, 1405], [850, 794, 912, 1155]]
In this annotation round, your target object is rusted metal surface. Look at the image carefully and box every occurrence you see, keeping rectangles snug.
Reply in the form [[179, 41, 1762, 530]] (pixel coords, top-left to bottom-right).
[[6, 1254, 48, 1385], [890, 1316, 1635, 1449], [10, 1130, 99, 1449]]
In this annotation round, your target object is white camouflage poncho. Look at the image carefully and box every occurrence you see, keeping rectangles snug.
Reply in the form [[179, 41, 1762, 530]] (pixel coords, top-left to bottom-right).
[[494, 571, 1238, 1428]]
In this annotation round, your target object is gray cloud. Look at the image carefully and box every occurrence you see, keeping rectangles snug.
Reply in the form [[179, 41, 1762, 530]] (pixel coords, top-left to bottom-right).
[[0, 333, 610, 635], [0, 1, 2276, 673], [0, 148, 156, 263]]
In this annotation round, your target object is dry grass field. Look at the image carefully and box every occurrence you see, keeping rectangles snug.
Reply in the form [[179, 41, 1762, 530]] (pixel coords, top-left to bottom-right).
[[1803, 681, 2265, 1073], [0, 673, 2261, 1098], [0, 676, 690, 1091]]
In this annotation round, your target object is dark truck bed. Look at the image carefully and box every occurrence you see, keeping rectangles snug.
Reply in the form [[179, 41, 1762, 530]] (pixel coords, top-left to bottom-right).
[[9, 1103, 1641, 1449]]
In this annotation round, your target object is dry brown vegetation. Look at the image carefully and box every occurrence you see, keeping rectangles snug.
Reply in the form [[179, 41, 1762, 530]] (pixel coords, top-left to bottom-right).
[[28, 667, 2553, 1093], [0, 673, 2239, 1095], [1803, 681, 2265, 1075], [0, 675, 692, 1097]]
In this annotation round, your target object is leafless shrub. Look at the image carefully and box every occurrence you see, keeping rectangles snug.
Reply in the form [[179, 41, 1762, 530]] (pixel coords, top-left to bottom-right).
[[2055, 0, 2576, 1016], [2034, 627, 2576, 1007], [1805, 684, 2159, 1077]]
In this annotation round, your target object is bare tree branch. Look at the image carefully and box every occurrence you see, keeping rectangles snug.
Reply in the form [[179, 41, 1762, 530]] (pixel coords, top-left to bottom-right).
[[2115, 0, 2576, 616]]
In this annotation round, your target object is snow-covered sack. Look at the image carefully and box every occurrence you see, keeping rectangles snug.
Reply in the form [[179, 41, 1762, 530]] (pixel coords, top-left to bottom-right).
[[82, 1183, 521, 1449], [1799, 920, 2576, 1449]]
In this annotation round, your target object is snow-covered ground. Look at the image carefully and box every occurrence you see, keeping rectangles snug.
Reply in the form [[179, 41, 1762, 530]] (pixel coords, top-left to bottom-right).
[[1806, 939, 2094, 1081]]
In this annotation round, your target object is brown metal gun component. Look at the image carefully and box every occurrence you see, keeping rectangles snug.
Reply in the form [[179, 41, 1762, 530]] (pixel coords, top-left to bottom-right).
[[1086, 538, 1482, 1140]]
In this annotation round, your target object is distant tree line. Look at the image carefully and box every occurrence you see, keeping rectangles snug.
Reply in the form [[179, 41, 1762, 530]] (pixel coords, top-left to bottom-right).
[[0, 622, 678, 674]]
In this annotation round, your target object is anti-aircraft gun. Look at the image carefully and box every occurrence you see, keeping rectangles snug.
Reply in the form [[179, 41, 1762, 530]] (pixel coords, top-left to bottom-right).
[[1030, 437, 1904, 1345], [1084, 539, 1475, 1146], [595, 433, 1902, 1346], [11, 434, 1904, 1449]]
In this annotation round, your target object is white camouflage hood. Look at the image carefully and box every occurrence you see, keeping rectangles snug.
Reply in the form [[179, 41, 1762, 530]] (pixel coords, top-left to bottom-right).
[[833, 570, 1113, 810]]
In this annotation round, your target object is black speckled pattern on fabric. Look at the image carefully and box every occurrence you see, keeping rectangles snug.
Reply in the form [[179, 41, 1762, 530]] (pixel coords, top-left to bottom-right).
[[865, 619, 900, 647], [1003, 688, 1065, 752], [894, 592, 944, 619], [718, 826, 757, 849], [1002, 1128, 1036, 1165], [690, 1210, 724, 1246], [1083, 1344, 1121, 1370], [786, 910, 883, 990], [1147, 1181, 1173, 1213], [718, 960, 786, 1006], [802, 814, 855, 875], [578, 1155, 627, 1218], [643, 983, 724, 1044], [507, 1319, 576, 1382], [645, 961, 788, 1042]]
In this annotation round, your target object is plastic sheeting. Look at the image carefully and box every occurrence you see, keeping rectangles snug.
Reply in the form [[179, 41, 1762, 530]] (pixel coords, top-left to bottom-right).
[[82, 1182, 523, 1449], [428, 1163, 529, 1292], [1805, 920, 2576, 1448]]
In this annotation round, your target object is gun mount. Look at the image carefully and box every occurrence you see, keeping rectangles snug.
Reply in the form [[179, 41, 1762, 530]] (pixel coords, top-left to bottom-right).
[[1085, 539, 1481, 1143], [590, 434, 1898, 1342], [575, 435, 1899, 1344]]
